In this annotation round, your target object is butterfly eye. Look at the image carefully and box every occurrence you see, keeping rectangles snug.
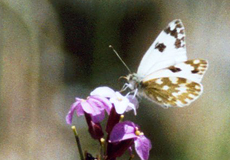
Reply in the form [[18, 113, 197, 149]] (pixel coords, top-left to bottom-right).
[[129, 75, 135, 81]]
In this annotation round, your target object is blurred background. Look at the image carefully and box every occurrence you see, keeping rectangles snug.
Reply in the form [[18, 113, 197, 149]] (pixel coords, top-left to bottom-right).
[[0, 0, 229, 159]]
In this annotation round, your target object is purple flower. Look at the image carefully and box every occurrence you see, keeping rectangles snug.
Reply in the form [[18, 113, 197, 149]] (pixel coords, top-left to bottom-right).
[[90, 86, 116, 98], [109, 121, 152, 160], [91, 86, 138, 115], [84, 112, 104, 140], [105, 106, 121, 134], [66, 95, 112, 125], [106, 138, 134, 159], [110, 92, 137, 115]]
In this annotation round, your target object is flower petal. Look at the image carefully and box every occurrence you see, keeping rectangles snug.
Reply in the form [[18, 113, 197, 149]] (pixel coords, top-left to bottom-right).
[[90, 86, 115, 98], [84, 113, 104, 140], [87, 98, 104, 111], [110, 92, 138, 115], [106, 106, 120, 134], [127, 95, 139, 110], [66, 101, 80, 125], [91, 111, 105, 123], [111, 99, 128, 114], [90, 95, 112, 114], [81, 101, 101, 115], [75, 102, 84, 117], [109, 121, 138, 142], [110, 92, 130, 114], [134, 135, 152, 160], [126, 103, 137, 115], [107, 139, 134, 159]]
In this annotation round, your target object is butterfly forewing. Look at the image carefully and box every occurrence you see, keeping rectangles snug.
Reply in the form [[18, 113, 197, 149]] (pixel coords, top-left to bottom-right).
[[125, 19, 208, 108], [141, 77, 203, 107], [137, 19, 187, 76], [143, 59, 208, 83]]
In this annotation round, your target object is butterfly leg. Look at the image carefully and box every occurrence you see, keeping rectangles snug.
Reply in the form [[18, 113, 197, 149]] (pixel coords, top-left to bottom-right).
[[132, 88, 138, 98], [124, 87, 138, 98], [120, 83, 131, 92]]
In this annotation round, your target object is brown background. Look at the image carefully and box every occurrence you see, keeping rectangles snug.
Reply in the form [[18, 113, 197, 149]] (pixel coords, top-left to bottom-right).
[[0, 0, 229, 159]]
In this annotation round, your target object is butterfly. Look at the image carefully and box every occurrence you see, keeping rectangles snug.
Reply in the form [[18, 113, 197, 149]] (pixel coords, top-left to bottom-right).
[[123, 19, 208, 108]]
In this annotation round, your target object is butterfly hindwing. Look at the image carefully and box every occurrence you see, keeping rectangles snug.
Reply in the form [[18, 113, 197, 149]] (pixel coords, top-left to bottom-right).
[[143, 59, 208, 83], [140, 77, 203, 107], [137, 19, 187, 76]]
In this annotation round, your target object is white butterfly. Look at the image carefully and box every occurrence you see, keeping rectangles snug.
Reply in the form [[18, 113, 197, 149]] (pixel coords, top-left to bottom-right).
[[124, 19, 208, 108]]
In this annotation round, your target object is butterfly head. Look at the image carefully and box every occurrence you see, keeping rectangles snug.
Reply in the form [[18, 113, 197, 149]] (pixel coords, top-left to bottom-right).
[[126, 73, 143, 90]]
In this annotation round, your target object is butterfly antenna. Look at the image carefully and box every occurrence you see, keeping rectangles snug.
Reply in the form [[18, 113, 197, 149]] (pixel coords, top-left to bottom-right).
[[109, 45, 131, 73]]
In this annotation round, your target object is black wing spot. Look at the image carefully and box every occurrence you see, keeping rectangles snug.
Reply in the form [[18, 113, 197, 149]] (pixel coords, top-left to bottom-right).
[[175, 39, 182, 48], [164, 21, 184, 39], [168, 66, 182, 73], [164, 27, 178, 38], [175, 37, 185, 49], [155, 43, 166, 52], [192, 70, 199, 74]]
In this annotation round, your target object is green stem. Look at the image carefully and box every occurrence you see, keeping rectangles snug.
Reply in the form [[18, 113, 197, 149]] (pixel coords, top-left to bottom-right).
[[72, 126, 84, 160], [128, 154, 135, 160], [100, 138, 105, 159], [120, 115, 124, 122]]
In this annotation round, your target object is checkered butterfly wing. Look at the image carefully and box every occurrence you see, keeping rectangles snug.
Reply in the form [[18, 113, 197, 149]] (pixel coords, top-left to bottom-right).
[[140, 60, 208, 107]]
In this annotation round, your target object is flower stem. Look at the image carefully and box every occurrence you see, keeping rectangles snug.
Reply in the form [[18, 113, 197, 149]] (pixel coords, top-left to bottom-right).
[[120, 115, 124, 122], [72, 126, 84, 160], [100, 138, 106, 159], [128, 154, 135, 160]]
